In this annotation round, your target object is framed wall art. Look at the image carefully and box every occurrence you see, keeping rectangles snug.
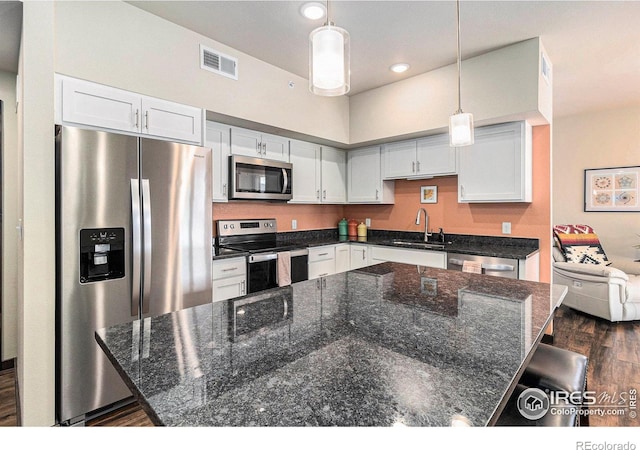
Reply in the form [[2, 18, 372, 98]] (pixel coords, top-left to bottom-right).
[[584, 166, 640, 212], [420, 185, 438, 204]]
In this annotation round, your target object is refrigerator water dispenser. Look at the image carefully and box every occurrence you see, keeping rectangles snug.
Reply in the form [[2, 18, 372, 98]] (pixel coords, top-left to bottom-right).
[[79, 228, 125, 283]]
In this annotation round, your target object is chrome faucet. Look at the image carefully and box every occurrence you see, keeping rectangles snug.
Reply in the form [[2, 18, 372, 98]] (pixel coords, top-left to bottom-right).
[[415, 208, 432, 241]]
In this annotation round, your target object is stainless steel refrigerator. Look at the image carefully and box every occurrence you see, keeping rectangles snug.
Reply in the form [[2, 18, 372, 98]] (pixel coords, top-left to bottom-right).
[[55, 125, 212, 424]]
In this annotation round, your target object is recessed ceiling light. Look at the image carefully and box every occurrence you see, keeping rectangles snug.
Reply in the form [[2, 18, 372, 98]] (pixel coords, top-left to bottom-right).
[[301, 2, 326, 20], [390, 63, 410, 73]]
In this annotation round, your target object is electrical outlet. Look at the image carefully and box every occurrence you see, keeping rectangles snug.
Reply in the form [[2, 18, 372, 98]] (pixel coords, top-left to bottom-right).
[[502, 222, 511, 234], [291, 219, 297, 230], [365, 218, 371, 227]]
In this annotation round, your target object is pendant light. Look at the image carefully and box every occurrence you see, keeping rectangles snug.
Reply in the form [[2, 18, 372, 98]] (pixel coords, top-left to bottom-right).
[[449, 0, 474, 146], [309, 0, 350, 96]]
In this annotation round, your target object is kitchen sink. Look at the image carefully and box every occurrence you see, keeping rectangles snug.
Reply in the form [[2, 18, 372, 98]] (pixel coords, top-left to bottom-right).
[[390, 240, 448, 250]]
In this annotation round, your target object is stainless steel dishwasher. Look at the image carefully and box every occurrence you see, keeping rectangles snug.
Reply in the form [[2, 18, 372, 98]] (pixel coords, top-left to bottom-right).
[[446, 253, 518, 279]]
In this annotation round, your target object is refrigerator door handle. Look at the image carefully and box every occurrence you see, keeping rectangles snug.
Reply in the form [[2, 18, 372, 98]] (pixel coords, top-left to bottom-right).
[[141, 179, 153, 314], [130, 179, 141, 316]]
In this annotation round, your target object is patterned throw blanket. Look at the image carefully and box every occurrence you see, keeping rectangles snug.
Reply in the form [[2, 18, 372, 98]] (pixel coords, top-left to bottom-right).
[[553, 224, 611, 265]]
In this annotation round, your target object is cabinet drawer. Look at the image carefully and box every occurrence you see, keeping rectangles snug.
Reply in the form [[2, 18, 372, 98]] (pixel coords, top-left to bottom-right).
[[308, 259, 335, 280], [212, 257, 247, 280], [212, 275, 246, 303], [308, 246, 335, 263]]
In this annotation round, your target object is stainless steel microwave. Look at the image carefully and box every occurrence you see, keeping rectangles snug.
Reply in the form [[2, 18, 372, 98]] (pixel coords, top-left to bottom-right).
[[229, 155, 292, 201]]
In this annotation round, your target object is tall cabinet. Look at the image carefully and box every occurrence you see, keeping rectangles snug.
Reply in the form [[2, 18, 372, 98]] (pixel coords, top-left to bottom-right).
[[206, 121, 231, 202]]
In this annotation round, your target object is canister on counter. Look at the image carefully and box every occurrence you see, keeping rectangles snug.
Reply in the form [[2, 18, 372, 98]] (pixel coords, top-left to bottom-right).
[[338, 218, 348, 236], [347, 219, 358, 237], [357, 222, 367, 239]]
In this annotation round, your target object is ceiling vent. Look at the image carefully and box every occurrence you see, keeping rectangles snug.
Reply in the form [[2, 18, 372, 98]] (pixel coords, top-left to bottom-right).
[[200, 45, 238, 80]]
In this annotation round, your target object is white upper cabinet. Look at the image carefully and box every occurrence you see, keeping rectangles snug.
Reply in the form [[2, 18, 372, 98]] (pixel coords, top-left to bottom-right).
[[206, 121, 231, 202], [140, 97, 203, 144], [382, 140, 417, 179], [382, 133, 456, 179], [415, 134, 457, 176], [320, 146, 347, 203], [289, 142, 346, 204], [289, 139, 322, 203], [347, 146, 394, 204], [229, 126, 289, 162], [56, 74, 203, 144], [457, 121, 532, 203]]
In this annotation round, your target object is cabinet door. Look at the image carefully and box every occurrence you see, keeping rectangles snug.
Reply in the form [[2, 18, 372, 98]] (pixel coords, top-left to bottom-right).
[[382, 140, 417, 179], [350, 245, 370, 269], [320, 146, 346, 203], [230, 126, 262, 157], [416, 134, 457, 176], [261, 133, 289, 162], [60, 76, 140, 133], [335, 244, 350, 273], [289, 139, 321, 203], [141, 96, 203, 144], [206, 122, 231, 202], [347, 146, 382, 203], [212, 275, 246, 303], [458, 122, 532, 203]]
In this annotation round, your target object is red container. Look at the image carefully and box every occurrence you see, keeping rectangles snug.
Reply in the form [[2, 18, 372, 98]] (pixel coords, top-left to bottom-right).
[[347, 219, 358, 237]]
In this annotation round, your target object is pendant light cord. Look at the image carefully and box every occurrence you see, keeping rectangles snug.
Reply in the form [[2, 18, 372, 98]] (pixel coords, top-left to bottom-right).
[[456, 0, 462, 114]]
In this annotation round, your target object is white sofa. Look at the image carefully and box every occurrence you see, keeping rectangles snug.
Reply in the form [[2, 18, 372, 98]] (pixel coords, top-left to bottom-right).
[[553, 247, 640, 322]]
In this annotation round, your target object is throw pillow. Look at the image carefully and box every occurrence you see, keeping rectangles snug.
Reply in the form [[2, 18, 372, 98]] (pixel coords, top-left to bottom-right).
[[554, 232, 610, 265]]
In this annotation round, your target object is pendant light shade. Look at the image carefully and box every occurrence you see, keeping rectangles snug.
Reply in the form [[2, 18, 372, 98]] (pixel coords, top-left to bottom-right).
[[450, 112, 474, 146], [309, 2, 350, 96], [449, 0, 474, 147]]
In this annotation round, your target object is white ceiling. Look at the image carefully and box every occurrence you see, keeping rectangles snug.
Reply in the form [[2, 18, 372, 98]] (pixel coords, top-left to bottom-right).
[[127, 0, 640, 119], [2, 1, 639, 119]]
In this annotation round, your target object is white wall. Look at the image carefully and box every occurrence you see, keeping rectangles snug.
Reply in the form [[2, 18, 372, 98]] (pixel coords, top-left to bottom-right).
[[349, 38, 551, 144], [0, 69, 18, 362], [54, 1, 349, 144], [553, 105, 640, 262]]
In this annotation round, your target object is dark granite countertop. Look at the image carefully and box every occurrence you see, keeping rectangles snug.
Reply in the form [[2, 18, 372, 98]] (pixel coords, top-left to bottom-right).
[[277, 229, 539, 260], [96, 262, 564, 427]]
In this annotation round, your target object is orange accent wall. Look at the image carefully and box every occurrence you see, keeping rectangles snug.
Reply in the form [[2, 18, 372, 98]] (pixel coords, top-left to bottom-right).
[[212, 202, 344, 235], [211, 125, 551, 282]]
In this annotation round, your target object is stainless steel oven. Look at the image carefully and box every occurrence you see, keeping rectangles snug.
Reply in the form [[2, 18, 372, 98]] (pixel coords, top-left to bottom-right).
[[229, 155, 292, 201], [248, 248, 308, 293], [216, 219, 309, 294]]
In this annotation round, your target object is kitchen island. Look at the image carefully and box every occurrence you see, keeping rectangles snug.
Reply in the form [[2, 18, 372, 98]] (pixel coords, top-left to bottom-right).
[[96, 262, 566, 427]]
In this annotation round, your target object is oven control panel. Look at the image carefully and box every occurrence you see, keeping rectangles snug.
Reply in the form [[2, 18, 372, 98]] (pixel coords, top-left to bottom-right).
[[217, 219, 277, 237]]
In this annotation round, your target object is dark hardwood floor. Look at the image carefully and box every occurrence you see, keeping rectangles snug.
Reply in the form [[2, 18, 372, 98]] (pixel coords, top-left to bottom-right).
[[0, 304, 637, 427]]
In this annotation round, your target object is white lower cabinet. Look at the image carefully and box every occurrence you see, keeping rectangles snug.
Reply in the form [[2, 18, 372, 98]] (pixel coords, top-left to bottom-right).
[[335, 244, 350, 273], [350, 244, 372, 270], [370, 245, 446, 268], [212, 257, 246, 303], [308, 245, 336, 280]]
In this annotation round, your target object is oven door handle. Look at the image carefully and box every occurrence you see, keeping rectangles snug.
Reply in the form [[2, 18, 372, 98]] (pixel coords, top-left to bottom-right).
[[249, 253, 278, 263]]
